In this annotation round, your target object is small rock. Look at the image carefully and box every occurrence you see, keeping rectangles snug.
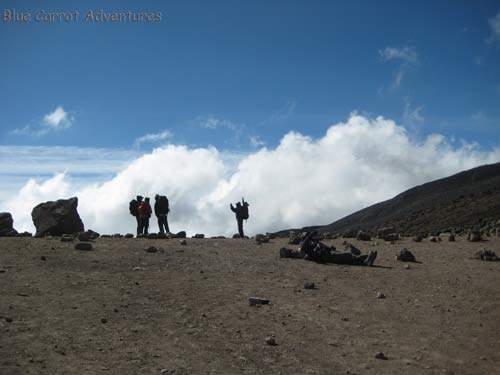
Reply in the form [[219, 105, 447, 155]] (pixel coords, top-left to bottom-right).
[[75, 242, 92, 251], [124, 233, 134, 238], [145, 246, 158, 253], [304, 281, 316, 290], [405, 264, 410, 269], [5, 317, 13, 323], [193, 233, 205, 239], [265, 336, 277, 346], [376, 292, 386, 299], [248, 297, 270, 306], [40, 256, 47, 261], [375, 352, 388, 360], [78, 231, 93, 242], [61, 235, 74, 243], [101, 318, 108, 324]]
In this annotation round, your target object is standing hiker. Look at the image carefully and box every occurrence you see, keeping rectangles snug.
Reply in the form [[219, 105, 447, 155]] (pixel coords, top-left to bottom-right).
[[230, 198, 249, 238], [129, 195, 143, 236], [154, 194, 170, 234], [138, 197, 152, 235]]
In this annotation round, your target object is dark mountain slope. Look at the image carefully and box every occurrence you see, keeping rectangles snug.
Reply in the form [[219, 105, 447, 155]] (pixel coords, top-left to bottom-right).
[[285, 162, 500, 236]]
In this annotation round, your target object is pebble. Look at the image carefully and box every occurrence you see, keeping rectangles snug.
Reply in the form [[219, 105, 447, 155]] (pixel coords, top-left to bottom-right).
[[377, 292, 386, 299], [179, 239, 187, 245], [40, 256, 47, 261], [248, 297, 270, 306], [101, 318, 108, 324], [265, 336, 277, 346], [304, 281, 316, 290], [375, 352, 388, 360]]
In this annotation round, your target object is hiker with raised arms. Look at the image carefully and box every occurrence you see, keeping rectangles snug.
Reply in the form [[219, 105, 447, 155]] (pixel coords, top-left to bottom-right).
[[230, 198, 249, 238]]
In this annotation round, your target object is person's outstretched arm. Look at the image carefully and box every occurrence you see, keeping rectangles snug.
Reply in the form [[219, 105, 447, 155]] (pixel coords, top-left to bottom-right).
[[230, 203, 236, 213]]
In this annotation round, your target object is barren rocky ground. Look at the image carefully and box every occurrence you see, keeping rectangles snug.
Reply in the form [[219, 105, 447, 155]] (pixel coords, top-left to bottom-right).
[[1, 235, 499, 375]]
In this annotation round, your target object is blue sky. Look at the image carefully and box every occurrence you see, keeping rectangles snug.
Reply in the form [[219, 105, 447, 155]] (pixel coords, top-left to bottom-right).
[[1, 0, 499, 151], [1, 1, 500, 235]]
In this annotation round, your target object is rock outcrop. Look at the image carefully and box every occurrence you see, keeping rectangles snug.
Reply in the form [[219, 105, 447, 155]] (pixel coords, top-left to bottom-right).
[[0, 212, 18, 237], [31, 197, 84, 237]]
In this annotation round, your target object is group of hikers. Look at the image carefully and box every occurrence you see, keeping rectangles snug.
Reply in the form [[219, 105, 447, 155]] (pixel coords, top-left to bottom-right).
[[129, 195, 250, 238], [129, 195, 170, 236]]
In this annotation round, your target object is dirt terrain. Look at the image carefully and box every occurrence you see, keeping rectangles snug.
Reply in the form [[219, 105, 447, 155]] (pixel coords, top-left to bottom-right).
[[1, 235, 499, 375]]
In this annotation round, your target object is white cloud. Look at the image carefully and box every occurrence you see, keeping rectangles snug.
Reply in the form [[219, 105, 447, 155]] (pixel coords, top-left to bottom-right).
[[249, 136, 265, 147], [379, 46, 419, 89], [379, 46, 419, 65], [134, 130, 172, 148], [43, 106, 73, 129], [1, 113, 499, 237], [487, 12, 500, 43], [10, 106, 73, 137]]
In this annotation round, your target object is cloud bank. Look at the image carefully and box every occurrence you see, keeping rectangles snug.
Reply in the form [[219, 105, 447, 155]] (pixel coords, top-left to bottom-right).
[[2, 114, 499, 237]]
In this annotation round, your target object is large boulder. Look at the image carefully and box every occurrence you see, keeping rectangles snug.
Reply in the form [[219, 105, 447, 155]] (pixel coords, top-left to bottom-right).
[[0, 212, 18, 237], [31, 197, 84, 237]]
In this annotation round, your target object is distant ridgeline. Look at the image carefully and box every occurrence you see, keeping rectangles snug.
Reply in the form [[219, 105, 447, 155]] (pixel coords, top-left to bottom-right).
[[275, 162, 500, 237]]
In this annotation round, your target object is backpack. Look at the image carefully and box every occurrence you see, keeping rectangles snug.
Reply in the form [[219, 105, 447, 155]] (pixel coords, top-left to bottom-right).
[[161, 196, 170, 213], [129, 200, 138, 216], [240, 204, 249, 220]]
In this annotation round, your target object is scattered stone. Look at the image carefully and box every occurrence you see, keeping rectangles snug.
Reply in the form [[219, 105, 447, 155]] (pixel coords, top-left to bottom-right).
[[248, 297, 270, 306], [376, 292, 386, 299], [430, 236, 439, 243], [375, 352, 388, 360], [405, 264, 410, 269], [193, 233, 205, 239], [101, 318, 107, 324], [377, 227, 395, 240], [133, 266, 145, 271], [31, 197, 84, 237], [384, 233, 400, 242], [157, 232, 167, 239], [0, 212, 18, 237], [265, 336, 277, 346], [40, 256, 47, 261], [124, 233, 134, 238], [145, 246, 158, 253], [5, 317, 13, 323], [255, 233, 270, 244], [147, 233, 158, 239], [75, 242, 93, 251], [413, 234, 423, 242], [179, 239, 187, 245], [467, 230, 482, 242], [356, 230, 371, 241], [174, 231, 186, 239], [112, 233, 123, 239], [304, 281, 316, 290], [78, 231, 93, 242], [396, 248, 416, 262]]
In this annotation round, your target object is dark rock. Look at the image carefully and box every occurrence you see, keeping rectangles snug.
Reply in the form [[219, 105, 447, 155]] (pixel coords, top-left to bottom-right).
[[376, 292, 386, 299], [232, 233, 242, 239], [145, 246, 158, 253], [5, 317, 13, 323], [413, 234, 423, 242], [101, 318, 108, 324], [75, 242, 92, 251], [248, 297, 270, 306], [304, 281, 316, 290], [124, 233, 134, 238], [147, 233, 158, 239], [449, 233, 455, 242], [40, 256, 47, 261], [396, 248, 416, 262], [430, 236, 439, 243], [356, 230, 371, 241], [157, 232, 167, 239], [265, 336, 277, 346], [0, 212, 18, 237], [31, 197, 84, 237], [474, 249, 499, 261], [375, 352, 388, 360], [174, 231, 186, 239], [179, 239, 187, 245], [78, 231, 93, 242], [113, 233, 123, 238], [467, 230, 481, 242], [384, 233, 399, 242]]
